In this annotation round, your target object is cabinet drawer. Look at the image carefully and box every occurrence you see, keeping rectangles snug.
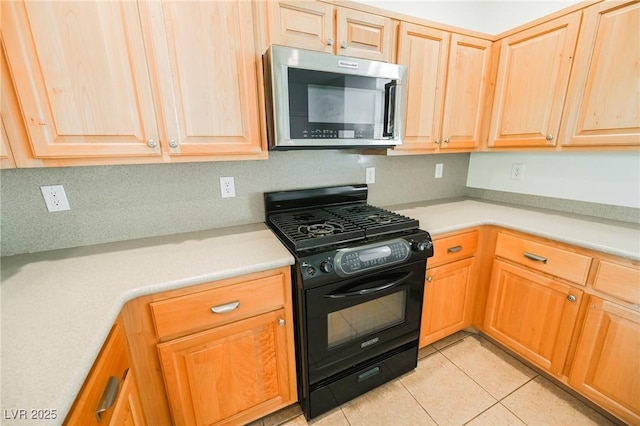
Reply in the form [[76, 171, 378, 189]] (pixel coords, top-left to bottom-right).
[[593, 260, 640, 305], [151, 273, 286, 340], [65, 322, 129, 425], [429, 230, 478, 268], [495, 233, 592, 285]]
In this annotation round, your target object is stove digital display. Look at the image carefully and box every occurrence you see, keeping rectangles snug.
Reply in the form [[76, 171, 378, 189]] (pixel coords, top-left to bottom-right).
[[335, 239, 411, 276]]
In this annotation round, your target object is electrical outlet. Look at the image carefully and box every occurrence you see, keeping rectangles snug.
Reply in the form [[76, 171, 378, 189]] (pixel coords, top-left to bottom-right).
[[435, 163, 443, 179], [220, 177, 236, 198], [511, 163, 525, 181], [40, 185, 71, 212], [366, 167, 375, 184]]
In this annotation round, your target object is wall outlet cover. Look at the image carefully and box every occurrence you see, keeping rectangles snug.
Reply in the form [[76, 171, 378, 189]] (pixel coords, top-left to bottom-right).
[[220, 177, 236, 198], [40, 185, 71, 212]]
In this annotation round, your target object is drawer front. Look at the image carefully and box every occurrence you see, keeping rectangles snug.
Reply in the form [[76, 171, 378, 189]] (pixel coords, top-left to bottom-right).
[[495, 233, 592, 285], [594, 260, 640, 305], [151, 273, 286, 340], [429, 230, 479, 268]]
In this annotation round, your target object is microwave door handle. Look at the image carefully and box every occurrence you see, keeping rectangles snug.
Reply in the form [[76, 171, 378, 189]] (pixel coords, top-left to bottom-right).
[[324, 271, 413, 299], [383, 81, 396, 137]]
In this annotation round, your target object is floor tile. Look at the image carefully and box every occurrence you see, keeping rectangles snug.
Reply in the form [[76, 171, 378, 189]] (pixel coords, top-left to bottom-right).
[[262, 404, 303, 426], [341, 379, 436, 425], [280, 407, 349, 426], [502, 375, 618, 426], [401, 351, 496, 425], [440, 335, 537, 399], [466, 403, 526, 425], [431, 330, 474, 350], [418, 344, 437, 359]]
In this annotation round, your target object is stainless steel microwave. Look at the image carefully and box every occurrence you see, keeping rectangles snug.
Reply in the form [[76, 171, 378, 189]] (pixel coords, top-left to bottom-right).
[[263, 45, 407, 150]]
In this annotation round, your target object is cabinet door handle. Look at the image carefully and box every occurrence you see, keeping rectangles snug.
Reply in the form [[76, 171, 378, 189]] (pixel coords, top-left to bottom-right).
[[426, 276, 433, 283], [567, 294, 577, 302], [95, 376, 120, 422], [340, 41, 347, 49], [523, 252, 548, 264], [211, 300, 240, 314], [447, 245, 463, 253], [327, 38, 334, 46]]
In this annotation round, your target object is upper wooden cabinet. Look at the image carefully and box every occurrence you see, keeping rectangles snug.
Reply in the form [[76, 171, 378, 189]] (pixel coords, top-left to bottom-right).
[[268, 1, 394, 62], [2, 0, 267, 165], [3, 1, 162, 160], [487, 13, 581, 148], [394, 23, 491, 154], [560, 0, 640, 147], [138, 1, 266, 157]]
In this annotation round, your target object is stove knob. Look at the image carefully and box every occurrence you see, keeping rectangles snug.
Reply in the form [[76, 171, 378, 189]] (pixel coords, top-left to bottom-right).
[[306, 265, 317, 276], [320, 261, 334, 273], [411, 239, 432, 252]]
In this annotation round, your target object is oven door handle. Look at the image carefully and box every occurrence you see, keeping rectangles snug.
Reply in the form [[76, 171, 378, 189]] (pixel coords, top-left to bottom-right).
[[324, 271, 413, 299]]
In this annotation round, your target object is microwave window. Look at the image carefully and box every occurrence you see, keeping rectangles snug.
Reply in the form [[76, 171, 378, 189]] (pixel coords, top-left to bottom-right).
[[308, 85, 376, 125], [287, 68, 392, 140]]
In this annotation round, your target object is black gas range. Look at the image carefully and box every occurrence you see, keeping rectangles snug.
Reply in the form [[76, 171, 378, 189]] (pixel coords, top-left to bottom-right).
[[265, 184, 433, 419]]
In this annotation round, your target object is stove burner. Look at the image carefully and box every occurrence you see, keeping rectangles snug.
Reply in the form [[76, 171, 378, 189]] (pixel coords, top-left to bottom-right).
[[298, 221, 345, 237], [367, 214, 393, 224]]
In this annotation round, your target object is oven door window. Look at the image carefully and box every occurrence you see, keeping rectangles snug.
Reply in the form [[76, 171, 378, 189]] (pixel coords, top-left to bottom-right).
[[287, 68, 395, 140], [328, 290, 406, 349]]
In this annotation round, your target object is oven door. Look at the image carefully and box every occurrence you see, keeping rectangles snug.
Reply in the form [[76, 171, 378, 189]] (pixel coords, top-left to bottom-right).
[[304, 260, 425, 384]]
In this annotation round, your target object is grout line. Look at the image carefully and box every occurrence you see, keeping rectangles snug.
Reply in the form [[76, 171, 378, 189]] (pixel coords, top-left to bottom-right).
[[398, 377, 439, 426]]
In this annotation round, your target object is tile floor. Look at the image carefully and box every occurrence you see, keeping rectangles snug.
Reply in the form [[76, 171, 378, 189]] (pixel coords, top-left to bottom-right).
[[251, 331, 619, 426]]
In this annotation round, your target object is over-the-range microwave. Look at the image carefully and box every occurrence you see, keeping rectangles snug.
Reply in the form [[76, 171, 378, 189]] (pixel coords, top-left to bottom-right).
[[263, 45, 407, 150]]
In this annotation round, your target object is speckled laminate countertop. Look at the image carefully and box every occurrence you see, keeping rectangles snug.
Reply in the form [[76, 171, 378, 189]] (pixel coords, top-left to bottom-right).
[[1, 200, 638, 425]]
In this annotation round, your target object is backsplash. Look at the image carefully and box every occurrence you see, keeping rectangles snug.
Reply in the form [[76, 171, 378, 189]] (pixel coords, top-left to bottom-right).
[[0, 151, 469, 256]]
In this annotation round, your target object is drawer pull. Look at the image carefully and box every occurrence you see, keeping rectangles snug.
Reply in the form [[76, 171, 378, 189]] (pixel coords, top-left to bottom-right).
[[211, 300, 240, 314], [95, 375, 120, 422], [524, 252, 548, 264], [447, 245, 463, 253], [567, 294, 577, 302]]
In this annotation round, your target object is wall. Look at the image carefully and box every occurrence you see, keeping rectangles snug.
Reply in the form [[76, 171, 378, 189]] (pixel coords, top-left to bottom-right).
[[353, 0, 582, 35], [0, 153, 469, 256]]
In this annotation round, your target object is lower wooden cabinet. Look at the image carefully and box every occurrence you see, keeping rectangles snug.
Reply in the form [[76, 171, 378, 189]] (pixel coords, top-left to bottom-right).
[[421, 257, 475, 347], [65, 318, 146, 425], [158, 309, 293, 426], [483, 259, 583, 376], [569, 296, 640, 425]]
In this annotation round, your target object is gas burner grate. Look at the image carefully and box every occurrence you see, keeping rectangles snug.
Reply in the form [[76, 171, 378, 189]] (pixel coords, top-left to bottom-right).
[[325, 204, 419, 237], [268, 209, 364, 251]]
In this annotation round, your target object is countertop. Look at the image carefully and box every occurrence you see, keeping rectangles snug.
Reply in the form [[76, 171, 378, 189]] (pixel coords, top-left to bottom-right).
[[1, 200, 638, 425]]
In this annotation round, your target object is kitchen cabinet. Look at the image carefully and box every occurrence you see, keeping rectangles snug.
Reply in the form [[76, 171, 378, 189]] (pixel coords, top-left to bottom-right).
[[65, 318, 145, 426], [394, 23, 491, 154], [560, 0, 640, 148], [420, 230, 479, 347], [569, 296, 640, 425], [1, 121, 16, 169], [486, 13, 580, 148], [137, 1, 266, 158], [268, 1, 394, 62], [2, 0, 267, 166], [484, 232, 590, 376], [121, 267, 297, 426]]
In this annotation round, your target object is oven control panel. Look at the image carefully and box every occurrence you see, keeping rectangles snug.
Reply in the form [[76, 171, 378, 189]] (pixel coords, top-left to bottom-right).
[[335, 240, 411, 276]]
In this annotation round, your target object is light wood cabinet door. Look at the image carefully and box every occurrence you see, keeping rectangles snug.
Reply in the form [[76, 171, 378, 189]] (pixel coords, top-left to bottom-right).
[[560, 0, 640, 147], [421, 258, 475, 347], [488, 13, 580, 147], [2, 1, 161, 159], [139, 1, 266, 158], [1, 121, 16, 169], [336, 8, 393, 62], [484, 260, 583, 375], [268, 1, 335, 54], [396, 23, 450, 152], [440, 35, 492, 150], [157, 309, 294, 426], [570, 297, 640, 425]]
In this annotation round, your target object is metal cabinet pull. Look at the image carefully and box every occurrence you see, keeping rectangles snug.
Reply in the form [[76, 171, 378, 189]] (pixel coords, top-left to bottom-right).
[[567, 294, 577, 302], [95, 376, 120, 422], [426, 276, 433, 283], [523, 252, 548, 264], [447, 245, 463, 253], [327, 38, 334, 46], [546, 134, 554, 141], [147, 139, 157, 148], [340, 41, 347, 49], [434, 139, 440, 145], [211, 300, 240, 314], [278, 318, 286, 327], [168, 139, 178, 148], [443, 138, 450, 144]]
